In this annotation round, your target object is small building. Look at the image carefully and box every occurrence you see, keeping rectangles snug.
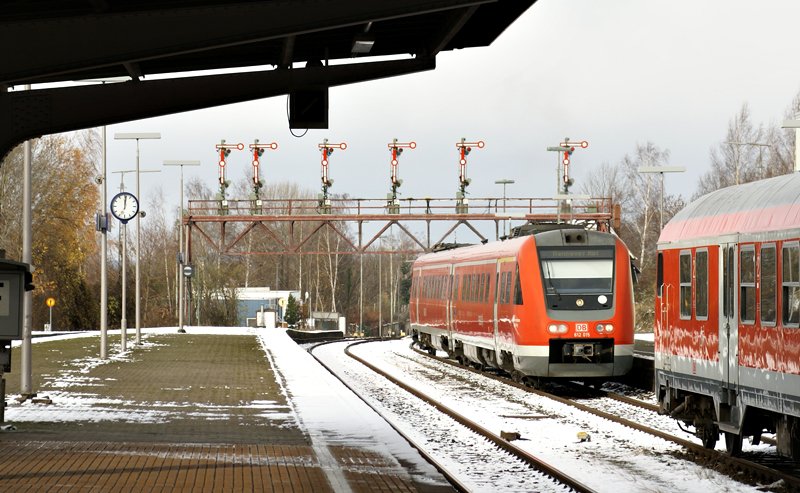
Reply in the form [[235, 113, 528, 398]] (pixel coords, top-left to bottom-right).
[[236, 287, 299, 327], [308, 311, 346, 332]]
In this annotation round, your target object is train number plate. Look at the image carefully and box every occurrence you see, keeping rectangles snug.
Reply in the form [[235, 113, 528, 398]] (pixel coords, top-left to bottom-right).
[[574, 323, 591, 338]]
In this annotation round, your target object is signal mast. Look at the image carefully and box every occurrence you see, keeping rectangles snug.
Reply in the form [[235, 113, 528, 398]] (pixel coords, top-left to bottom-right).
[[455, 137, 484, 213], [387, 138, 416, 214], [248, 139, 278, 212], [215, 140, 244, 212], [317, 139, 347, 213]]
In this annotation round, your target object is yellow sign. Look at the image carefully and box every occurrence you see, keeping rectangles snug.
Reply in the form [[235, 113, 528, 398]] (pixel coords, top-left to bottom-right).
[[46, 297, 56, 308]]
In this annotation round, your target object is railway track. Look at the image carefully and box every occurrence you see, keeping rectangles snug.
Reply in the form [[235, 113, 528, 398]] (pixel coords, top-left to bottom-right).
[[309, 339, 593, 493], [410, 343, 800, 492]]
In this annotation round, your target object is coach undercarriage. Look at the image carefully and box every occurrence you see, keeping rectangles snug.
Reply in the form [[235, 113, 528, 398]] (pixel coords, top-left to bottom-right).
[[659, 377, 800, 460]]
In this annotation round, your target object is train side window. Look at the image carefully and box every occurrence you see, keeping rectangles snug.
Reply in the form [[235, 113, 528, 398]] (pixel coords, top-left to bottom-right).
[[782, 243, 800, 326], [696, 250, 708, 319], [761, 245, 776, 325], [461, 275, 467, 301], [740, 247, 756, 324], [504, 271, 512, 304], [657, 253, 663, 297], [514, 264, 524, 305], [679, 251, 692, 319]]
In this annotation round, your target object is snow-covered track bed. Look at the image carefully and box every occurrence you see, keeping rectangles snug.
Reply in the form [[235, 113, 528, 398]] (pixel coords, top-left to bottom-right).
[[310, 340, 584, 493], [412, 343, 800, 490], [344, 338, 794, 492]]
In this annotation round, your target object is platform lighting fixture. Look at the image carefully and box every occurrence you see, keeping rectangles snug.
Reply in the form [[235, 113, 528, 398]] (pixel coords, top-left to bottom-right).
[[351, 34, 375, 54], [781, 118, 800, 173], [163, 160, 201, 335], [114, 131, 160, 346], [638, 166, 685, 230], [495, 179, 515, 236]]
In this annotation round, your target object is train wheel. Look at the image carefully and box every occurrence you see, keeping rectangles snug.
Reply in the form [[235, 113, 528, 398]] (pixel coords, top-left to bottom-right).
[[724, 432, 743, 456], [511, 371, 525, 384], [427, 347, 436, 356], [699, 425, 719, 449]]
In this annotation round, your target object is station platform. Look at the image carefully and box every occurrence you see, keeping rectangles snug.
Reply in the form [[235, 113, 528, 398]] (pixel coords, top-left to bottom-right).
[[0, 328, 452, 492]]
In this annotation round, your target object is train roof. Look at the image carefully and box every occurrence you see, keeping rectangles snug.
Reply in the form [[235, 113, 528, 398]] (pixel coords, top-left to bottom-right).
[[659, 172, 800, 244], [414, 236, 532, 266], [413, 229, 621, 267]]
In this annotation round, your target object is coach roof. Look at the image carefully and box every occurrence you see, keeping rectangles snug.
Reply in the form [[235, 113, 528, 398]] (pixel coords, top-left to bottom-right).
[[659, 172, 800, 244]]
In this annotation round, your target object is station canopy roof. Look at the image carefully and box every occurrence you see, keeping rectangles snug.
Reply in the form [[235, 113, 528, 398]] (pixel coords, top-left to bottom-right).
[[1, 0, 536, 86]]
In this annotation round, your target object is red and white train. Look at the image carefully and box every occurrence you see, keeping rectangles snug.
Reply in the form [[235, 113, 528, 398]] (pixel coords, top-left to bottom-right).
[[410, 227, 635, 384], [655, 173, 800, 458]]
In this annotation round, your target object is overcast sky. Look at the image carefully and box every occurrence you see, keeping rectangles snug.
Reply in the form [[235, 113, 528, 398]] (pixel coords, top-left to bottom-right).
[[100, 0, 800, 216]]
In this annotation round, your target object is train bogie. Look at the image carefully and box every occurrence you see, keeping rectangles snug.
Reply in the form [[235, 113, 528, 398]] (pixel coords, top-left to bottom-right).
[[411, 228, 635, 382]]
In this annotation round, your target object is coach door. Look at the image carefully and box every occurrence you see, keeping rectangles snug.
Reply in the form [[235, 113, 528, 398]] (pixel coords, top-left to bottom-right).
[[720, 242, 738, 388], [493, 261, 500, 349]]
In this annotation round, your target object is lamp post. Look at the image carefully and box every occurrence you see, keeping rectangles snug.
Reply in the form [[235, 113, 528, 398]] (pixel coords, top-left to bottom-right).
[[494, 179, 514, 237], [724, 141, 770, 183], [638, 166, 686, 230], [115, 132, 161, 345], [111, 168, 160, 350], [163, 160, 201, 334], [781, 118, 800, 173]]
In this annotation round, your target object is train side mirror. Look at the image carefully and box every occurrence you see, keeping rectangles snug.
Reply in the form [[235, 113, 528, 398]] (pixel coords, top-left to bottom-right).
[[630, 260, 640, 285]]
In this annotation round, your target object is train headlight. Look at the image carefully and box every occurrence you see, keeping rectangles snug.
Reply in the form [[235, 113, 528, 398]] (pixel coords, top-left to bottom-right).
[[604, 324, 614, 333], [548, 324, 558, 334], [558, 324, 568, 334], [595, 324, 604, 333]]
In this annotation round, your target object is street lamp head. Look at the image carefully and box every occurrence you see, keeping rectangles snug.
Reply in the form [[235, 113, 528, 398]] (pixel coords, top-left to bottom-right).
[[495, 179, 515, 185], [114, 132, 162, 140]]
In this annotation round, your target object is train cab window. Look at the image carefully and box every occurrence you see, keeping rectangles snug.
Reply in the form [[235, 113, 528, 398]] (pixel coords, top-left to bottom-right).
[[782, 243, 800, 326], [740, 247, 756, 324], [695, 250, 708, 319], [760, 245, 777, 325], [679, 252, 692, 319]]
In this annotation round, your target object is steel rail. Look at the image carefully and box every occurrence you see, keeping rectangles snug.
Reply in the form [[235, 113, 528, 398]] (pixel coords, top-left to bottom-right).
[[343, 340, 596, 493], [307, 339, 472, 493], [411, 344, 800, 491]]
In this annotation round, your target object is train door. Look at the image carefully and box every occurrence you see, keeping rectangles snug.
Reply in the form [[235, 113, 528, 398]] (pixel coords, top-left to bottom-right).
[[656, 251, 673, 371], [720, 242, 738, 388], [493, 260, 500, 350], [447, 266, 454, 344]]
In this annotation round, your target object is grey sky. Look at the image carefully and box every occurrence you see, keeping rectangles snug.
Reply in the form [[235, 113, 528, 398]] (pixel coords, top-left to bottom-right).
[[102, 0, 800, 214]]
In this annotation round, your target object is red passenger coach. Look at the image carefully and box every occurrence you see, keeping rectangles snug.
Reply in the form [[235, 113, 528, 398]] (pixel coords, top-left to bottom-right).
[[410, 228, 635, 384], [655, 173, 800, 458]]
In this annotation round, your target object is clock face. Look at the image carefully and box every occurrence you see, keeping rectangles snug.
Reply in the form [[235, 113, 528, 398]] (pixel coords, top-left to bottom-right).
[[110, 192, 139, 223]]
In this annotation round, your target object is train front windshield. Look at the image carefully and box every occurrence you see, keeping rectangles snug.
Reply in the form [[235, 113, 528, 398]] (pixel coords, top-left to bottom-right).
[[538, 247, 615, 308]]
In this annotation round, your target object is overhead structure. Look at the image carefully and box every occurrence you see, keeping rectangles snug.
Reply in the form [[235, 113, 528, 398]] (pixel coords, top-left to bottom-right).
[[183, 195, 620, 257], [0, 0, 536, 161]]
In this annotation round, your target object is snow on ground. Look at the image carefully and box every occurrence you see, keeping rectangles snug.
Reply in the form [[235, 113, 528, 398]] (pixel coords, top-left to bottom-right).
[[343, 338, 766, 493], [4, 327, 287, 425], [257, 329, 451, 490], [5, 327, 451, 489]]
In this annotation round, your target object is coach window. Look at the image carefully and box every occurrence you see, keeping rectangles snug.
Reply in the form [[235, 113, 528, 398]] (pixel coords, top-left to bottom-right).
[[761, 245, 777, 325], [679, 251, 692, 319], [740, 247, 756, 324], [514, 264, 524, 305], [696, 250, 708, 319], [783, 243, 800, 326]]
